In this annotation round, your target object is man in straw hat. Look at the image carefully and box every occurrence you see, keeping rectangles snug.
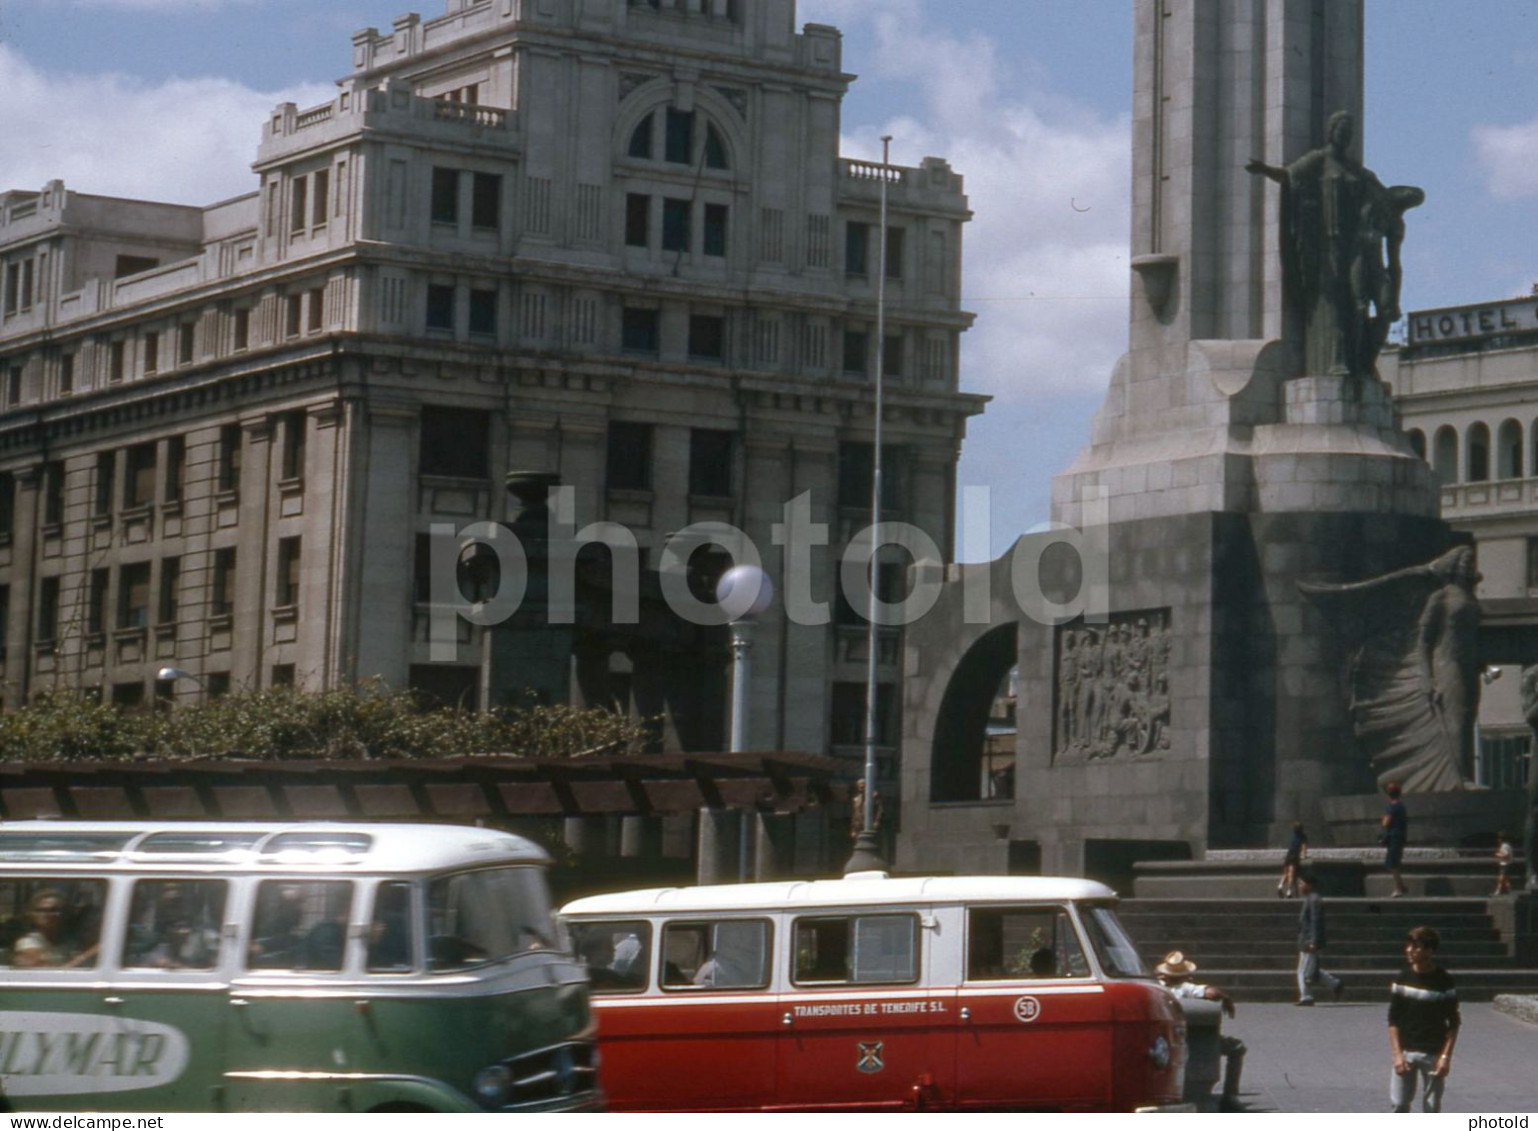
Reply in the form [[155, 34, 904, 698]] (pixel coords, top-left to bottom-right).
[[1156, 950, 1245, 1110]]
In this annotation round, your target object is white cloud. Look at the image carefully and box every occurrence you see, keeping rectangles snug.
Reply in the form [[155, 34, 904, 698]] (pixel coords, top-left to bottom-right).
[[0, 43, 332, 205], [1473, 117, 1538, 200]]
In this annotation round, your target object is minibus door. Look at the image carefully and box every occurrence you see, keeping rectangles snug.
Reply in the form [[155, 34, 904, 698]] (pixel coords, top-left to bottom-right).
[[951, 904, 1113, 1110], [776, 912, 949, 1110]]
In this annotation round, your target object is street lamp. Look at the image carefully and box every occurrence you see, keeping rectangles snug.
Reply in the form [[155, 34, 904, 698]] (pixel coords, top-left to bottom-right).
[[711, 564, 773, 883], [157, 666, 206, 691]]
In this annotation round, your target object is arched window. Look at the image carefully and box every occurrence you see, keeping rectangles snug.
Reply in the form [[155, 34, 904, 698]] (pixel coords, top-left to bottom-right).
[[1498, 418, 1524, 479], [1467, 422, 1490, 482], [625, 108, 730, 170], [1432, 425, 1458, 484], [1408, 428, 1427, 461]]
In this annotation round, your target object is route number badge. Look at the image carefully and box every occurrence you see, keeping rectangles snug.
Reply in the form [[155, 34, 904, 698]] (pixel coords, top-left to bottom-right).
[[1012, 996, 1042, 1023]]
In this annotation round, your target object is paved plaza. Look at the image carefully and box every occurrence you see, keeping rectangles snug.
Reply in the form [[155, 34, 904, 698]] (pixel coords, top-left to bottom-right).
[[1226, 1002, 1538, 1113]]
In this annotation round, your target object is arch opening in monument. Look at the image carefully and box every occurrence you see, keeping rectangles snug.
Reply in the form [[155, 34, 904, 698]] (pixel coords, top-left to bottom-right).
[[929, 623, 1018, 803]]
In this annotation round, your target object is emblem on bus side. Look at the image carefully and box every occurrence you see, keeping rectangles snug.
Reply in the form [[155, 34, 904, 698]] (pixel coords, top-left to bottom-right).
[[856, 1041, 885, 1074], [0, 1011, 190, 1096], [1012, 996, 1042, 1024]]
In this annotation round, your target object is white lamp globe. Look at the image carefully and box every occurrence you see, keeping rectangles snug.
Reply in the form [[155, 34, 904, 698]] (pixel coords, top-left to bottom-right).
[[714, 564, 774, 622]]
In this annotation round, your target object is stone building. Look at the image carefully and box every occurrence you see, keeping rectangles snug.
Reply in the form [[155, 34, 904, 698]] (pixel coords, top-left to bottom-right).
[[1383, 297, 1538, 792], [0, 0, 980, 807]]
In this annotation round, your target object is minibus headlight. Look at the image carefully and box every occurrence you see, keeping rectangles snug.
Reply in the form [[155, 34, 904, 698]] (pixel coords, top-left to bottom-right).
[[473, 1064, 513, 1105], [1148, 1035, 1171, 1071]]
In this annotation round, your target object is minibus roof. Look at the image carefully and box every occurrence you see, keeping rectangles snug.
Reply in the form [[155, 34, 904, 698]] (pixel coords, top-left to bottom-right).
[[0, 820, 548, 872], [561, 874, 1117, 916]]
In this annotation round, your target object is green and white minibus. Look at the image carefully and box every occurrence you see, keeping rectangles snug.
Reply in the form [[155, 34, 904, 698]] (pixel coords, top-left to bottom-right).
[[0, 821, 599, 1112]]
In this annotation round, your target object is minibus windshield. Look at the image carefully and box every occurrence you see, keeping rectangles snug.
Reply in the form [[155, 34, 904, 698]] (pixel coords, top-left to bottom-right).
[[427, 866, 562, 970], [1078, 904, 1148, 978]]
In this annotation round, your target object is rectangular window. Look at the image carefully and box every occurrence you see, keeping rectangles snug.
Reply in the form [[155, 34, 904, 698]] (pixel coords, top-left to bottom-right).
[[38, 576, 60, 641], [703, 203, 728, 257], [59, 353, 74, 395], [143, 332, 159, 375], [312, 168, 330, 227], [21, 259, 34, 310], [118, 562, 151, 630], [1528, 536, 1538, 592], [207, 671, 232, 699], [0, 472, 12, 538], [0, 879, 106, 969], [178, 322, 195, 365], [271, 663, 296, 688], [42, 461, 63, 526], [426, 284, 456, 332], [838, 442, 904, 511], [307, 287, 325, 332], [471, 172, 501, 230], [625, 193, 650, 248], [759, 207, 784, 262], [431, 167, 460, 224], [842, 328, 869, 375], [285, 294, 303, 338], [807, 213, 831, 268], [109, 341, 125, 383], [0, 584, 8, 661], [885, 227, 905, 279], [965, 906, 1089, 980], [689, 314, 725, 361], [606, 422, 652, 491], [662, 198, 690, 252], [94, 451, 116, 516], [276, 536, 301, 607], [2, 263, 16, 314], [830, 679, 895, 743], [124, 443, 156, 509], [368, 882, 417, 973], [621, 307, 660, 354], [792, 914, 917, 985], [88, 568, 110, 635], [233, 308, 250, 351], [249, 880, 352, 972], [211, 548, 236, 617], [665, 108, 694, 164], [469, 289, 497, 337], [280, 412, 306, 482], [290, 177, 308, 234], [5, 367, 19, 408], [845, 221, 870, 277], [419, 407, 491, 479], [165, 436, 185, 503], [689, 429, 733, 497], [218, 424, 243, 493], [123, 879, 226, 969], [659, 920, 770, 990], [158, 556, 180, 624], [883, 332, 903, 378]]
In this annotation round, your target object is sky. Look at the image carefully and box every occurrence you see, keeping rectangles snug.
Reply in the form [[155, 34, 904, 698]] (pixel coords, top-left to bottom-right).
[[5, 1, 1538, 557]]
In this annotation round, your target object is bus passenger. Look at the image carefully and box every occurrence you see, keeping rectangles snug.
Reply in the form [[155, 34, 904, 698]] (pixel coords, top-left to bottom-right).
[[12, 889, 71, 967]]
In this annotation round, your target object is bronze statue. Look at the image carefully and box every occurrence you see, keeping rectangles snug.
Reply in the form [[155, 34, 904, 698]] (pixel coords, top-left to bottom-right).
[[1247, 111, 1424, 379], [1299, 546, 1481, 792]]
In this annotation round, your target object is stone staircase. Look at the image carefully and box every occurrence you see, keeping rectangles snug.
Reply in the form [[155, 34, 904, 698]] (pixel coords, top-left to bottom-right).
[[1117, 896, 1538, 1002]]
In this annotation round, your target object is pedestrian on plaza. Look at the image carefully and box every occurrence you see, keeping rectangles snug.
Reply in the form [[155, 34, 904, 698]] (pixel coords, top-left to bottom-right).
[[1387, 925, 1460, 1113], [1278, 821, 1308, 898], [1381, 781, 1410, 897], [1295, 871, 1343, 1006], [1493, 830, 1514, 896], [1156, 950, 1246, 1110]]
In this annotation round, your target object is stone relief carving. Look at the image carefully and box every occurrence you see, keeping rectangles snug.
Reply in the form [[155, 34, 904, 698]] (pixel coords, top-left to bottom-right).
[[1246, 110, 1424, 379], [1299, 546, 1481, 792], [618, 72, 656, 101], [1054, 612, 1172, 761], [713, 86, 748, 118]]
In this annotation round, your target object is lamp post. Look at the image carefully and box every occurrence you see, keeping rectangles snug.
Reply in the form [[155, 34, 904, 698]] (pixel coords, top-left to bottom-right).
[[698, 564, 773, 883], [845, 136, 894, 877], [157, 667, 206, 759]]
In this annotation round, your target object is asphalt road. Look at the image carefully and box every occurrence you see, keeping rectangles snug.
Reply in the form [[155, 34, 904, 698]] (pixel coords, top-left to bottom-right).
[[1223, 1001, 1538, 1113]]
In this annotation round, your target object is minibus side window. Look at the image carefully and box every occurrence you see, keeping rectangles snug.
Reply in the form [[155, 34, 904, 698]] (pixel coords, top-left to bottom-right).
[[966, 906, 1089, 980], [659, 919, 770, 990], [427, 867, 558, 971], [248, 880, 354, 972], [367, 882, 415, 973], [792, 914, 917, 985], [123, 879, 227, 969], [571, 919, 651, 992], [0, 877, 106, 970]]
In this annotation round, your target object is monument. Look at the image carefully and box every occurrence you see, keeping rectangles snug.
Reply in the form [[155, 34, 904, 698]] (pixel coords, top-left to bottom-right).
[[898, 0, 1488, 881]]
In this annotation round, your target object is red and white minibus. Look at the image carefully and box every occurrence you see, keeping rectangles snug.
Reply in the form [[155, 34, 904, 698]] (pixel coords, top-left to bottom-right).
[[561, 872, 1186, 1112]]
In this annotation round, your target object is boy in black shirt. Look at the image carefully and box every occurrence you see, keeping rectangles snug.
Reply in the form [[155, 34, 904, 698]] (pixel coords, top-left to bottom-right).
[[1387, 925, 1459, 1113]]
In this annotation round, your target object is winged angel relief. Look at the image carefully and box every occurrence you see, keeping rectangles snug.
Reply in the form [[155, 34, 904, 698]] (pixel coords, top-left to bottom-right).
[[1298, 547, 1481, 793]]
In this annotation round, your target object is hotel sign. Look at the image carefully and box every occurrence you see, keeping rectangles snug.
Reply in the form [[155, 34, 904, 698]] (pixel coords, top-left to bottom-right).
[[1407, 298, 1538, 346]]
